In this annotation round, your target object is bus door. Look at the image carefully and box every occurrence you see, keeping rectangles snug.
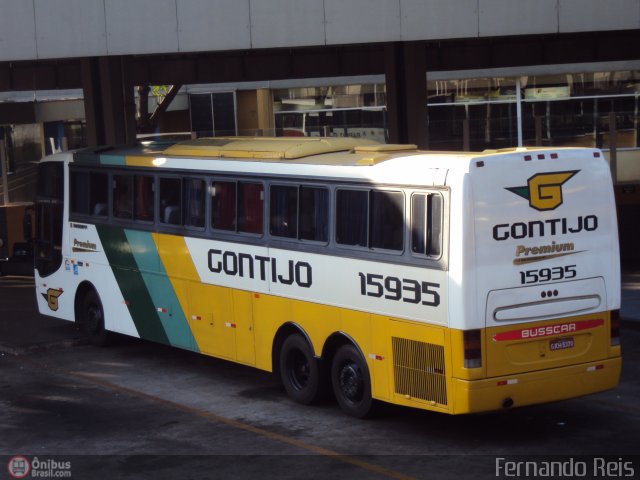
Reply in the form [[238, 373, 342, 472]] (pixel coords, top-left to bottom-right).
[[35, 162, 64, 277], [471, 149, 619, 377]]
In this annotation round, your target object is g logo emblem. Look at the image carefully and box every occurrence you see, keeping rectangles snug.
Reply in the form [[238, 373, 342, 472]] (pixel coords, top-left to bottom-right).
[[41, 288, 63, 311], [506, 171, 579, 211]]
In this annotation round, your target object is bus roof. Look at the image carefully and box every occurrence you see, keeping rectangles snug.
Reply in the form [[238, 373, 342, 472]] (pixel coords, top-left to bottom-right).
[[65, 137, 601, 182], [162, 137, 386, 159]]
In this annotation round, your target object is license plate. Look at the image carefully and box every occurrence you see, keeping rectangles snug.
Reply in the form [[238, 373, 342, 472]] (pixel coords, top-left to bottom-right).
[[550, 337, 574, 351]]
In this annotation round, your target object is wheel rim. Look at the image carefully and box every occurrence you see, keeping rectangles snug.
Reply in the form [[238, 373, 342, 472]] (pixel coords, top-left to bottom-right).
[[287, 349, 310, 391], [338, 361, 364, 404]]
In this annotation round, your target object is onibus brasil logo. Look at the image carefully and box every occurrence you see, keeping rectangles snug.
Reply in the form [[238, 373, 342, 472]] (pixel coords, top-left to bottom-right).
[[506, 170, 579, 211], [7, 456, 72, 478]]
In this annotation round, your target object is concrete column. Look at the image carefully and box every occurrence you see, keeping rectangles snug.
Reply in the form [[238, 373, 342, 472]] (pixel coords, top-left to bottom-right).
[[256, 89, 274, 136], [1, 140, 9, 205], [81, 58, 104, 146], [384, 42, 428, 148], [81, 56, 137, 147]]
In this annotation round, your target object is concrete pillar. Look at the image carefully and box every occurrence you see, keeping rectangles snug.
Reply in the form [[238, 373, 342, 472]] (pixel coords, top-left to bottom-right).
[[81, 56, 137, 147], [81, 58, 104, 147], [384, 42, 428, 148], [256, 89, 274, 136]]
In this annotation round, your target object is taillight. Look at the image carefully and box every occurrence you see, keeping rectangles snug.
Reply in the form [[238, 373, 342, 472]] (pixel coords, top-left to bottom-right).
[[610, 310, 621, 346], [463, 329, 482, 368]]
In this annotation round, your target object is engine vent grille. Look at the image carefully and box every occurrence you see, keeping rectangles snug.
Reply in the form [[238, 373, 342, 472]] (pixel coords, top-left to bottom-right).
[[392, 337, 447, 406]]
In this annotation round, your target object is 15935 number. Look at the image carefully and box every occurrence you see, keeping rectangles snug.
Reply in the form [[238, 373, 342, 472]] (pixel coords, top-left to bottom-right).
[[358, 272, 440, 307], [519, 265, 577, 285]]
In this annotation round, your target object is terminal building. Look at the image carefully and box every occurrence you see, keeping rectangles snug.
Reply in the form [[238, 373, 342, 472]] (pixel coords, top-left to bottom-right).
[[1, 0, 640, 257]]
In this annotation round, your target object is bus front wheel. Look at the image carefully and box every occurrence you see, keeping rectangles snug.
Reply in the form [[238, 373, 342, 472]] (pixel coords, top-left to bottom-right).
[[80, 290, 109, 347], [331, 344, 373, 418], [279, 334, 321, 405]]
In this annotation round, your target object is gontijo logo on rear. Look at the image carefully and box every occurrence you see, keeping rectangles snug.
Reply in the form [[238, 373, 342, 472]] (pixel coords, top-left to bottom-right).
[[506, 170, 579, 211]]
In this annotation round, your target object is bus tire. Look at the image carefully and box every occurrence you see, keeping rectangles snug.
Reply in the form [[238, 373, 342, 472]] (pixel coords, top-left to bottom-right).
[[331, 344, 373, 418], [80, 290, 110, 347], [279, 333, 321, 405]]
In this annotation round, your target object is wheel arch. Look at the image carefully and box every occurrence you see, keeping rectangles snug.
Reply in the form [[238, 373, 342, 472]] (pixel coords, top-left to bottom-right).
[[321, 331, 367, 371], [271, 322, 314, 376], [74, 280, 98, 324]]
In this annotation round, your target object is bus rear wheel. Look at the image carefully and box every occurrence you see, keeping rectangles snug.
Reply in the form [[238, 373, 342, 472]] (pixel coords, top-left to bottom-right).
[[80, 290, 109, 347], [331, 344, 373, 418], [279, 334, 321, 405]]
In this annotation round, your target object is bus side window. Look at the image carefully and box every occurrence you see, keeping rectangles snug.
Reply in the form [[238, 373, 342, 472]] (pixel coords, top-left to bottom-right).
[[90, 173, 108, 217], [159, 177, 182, 225], [211, 181, 236, 231], [113, 175, 134, 220], [336, 188, 403, 251], [134, 175, 154, 222], [270, 185, 297, 238], [370, 190, 403, 251], [70, 171, 90, 215], [411, 193, 442, 257], [299, 186, 328, 242], [336, 189, 368, 246], [238, 182, 263, 234], [184, 178, 205, 228]]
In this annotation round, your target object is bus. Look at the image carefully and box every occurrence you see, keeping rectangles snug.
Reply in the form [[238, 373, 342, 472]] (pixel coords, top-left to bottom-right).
[[34, 136, 621, 417]]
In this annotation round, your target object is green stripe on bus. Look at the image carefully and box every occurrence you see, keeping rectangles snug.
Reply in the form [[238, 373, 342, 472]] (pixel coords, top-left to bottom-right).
[[124, 229, 197, 351], [95, 225, 169, 345], [100, 154, 126, 166]]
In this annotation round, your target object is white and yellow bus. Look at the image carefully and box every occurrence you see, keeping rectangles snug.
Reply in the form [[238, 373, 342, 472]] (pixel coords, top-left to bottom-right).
[[34, 137, 621, 417]]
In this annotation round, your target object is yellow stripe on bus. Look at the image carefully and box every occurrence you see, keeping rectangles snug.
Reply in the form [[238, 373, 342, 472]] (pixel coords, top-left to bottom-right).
[[152, 233, 257, 366], [125, 155, 159, 167]]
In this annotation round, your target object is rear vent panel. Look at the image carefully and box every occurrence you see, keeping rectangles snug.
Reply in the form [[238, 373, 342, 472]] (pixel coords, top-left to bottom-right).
[[392, 337, 447, 406]]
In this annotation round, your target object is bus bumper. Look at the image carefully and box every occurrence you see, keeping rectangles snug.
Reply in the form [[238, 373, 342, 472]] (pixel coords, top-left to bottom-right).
[[450, 357, 621, 414]]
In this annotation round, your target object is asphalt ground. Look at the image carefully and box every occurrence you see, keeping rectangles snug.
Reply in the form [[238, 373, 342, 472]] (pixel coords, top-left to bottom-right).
[[1, 271, 639, 479]]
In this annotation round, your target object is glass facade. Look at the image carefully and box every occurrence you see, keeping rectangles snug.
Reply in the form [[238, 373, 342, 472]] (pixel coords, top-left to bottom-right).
[[271, 70, 640, 155], [272, 83, 387, 142], [428, 70, 640, 151]]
